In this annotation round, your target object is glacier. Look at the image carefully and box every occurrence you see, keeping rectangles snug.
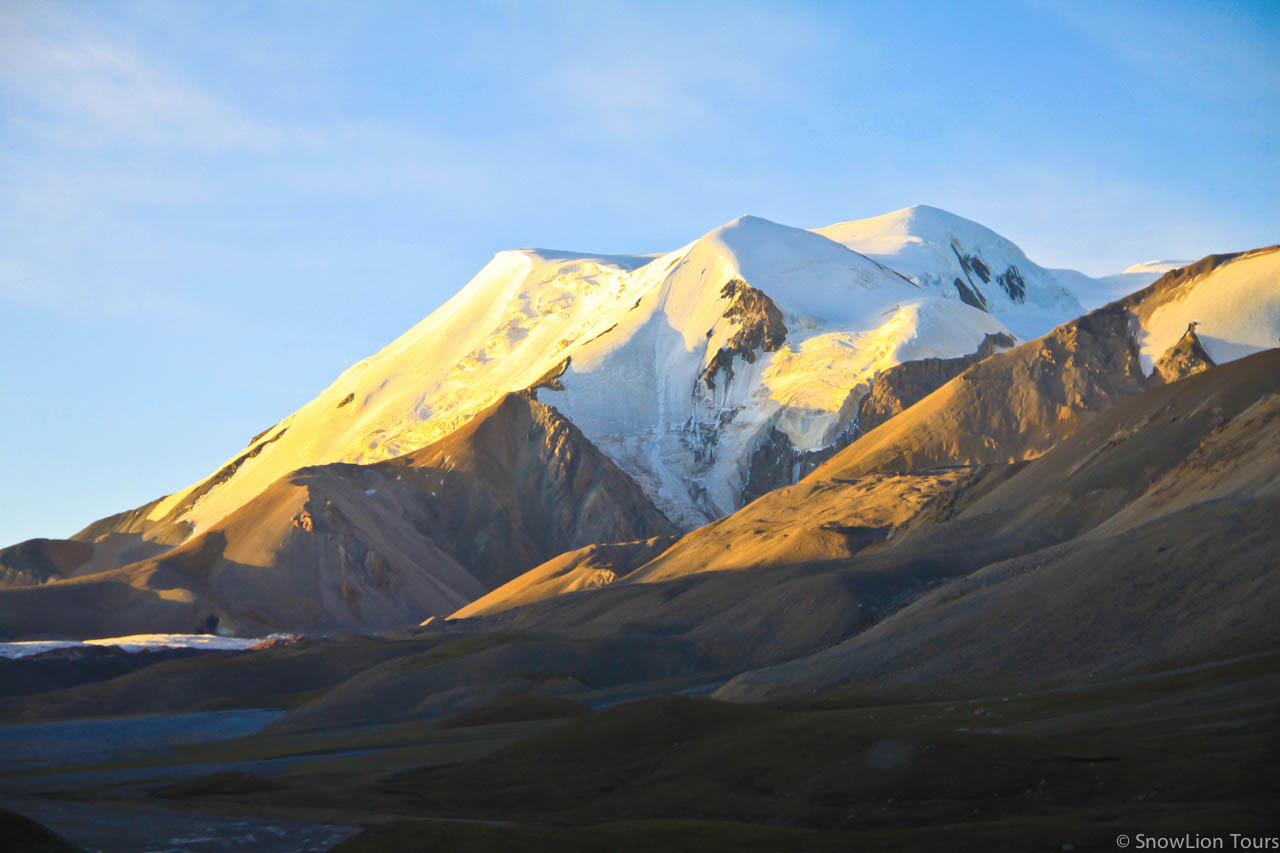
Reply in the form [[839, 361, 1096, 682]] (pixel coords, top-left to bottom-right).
[[139, 205, 1156, 535]]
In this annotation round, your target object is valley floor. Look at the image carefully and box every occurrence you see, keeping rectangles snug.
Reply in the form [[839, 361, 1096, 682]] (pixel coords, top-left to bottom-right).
[[2, 647, 1276, 852]]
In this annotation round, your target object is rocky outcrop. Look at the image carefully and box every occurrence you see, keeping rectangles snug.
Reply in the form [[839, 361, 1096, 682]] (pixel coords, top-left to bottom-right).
[[996, 265, 1027, 302], [700, 278, 787, 391], [947, 238, 1029, 306], [948, 237, 1029, 305], [530, 356, 571, 392], [952, 276, 987, 310], [1150, 323, 1215, 385], [740, 426, 847, 506], [854, 331, 1017, 436], [949, 242, 990, 310]]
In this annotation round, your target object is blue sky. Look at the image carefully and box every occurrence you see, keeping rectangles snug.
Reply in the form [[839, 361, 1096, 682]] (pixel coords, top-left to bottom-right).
[[1, 0, 1277, 545]]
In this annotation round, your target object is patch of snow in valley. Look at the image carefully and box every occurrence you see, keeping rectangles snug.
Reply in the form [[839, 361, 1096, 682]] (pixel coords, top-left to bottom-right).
[[0, 633, 276, 659]]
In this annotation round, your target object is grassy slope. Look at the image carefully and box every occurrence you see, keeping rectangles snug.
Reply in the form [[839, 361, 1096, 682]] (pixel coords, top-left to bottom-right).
[[336, 648, 1279, 851], [15, 647, 1268, 852]]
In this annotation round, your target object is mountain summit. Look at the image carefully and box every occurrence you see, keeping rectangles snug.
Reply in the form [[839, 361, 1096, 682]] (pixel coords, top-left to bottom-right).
[[813, 204, 1083, 339], [47, 210, 1272, 569]]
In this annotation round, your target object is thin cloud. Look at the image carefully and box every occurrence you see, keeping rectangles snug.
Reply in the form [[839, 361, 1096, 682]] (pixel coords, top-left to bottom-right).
[[530, 2, 831, 140], [1028, 0, 1280, 99], [553, 64, 707, 137], [0, 2, 295, 151]]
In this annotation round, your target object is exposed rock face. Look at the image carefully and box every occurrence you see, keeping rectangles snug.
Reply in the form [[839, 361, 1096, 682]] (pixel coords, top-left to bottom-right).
[[854, 331, 1017, 437], [996, 265, 1027, 302], [699, 278, 787, 391], [949, 239, 1028, 306], [952, 276, 987, 310], [1150, 324, 1216, 385], [740, 426, 851, 506], [245, 634, 304, 651], [530, 356, 571, 392]]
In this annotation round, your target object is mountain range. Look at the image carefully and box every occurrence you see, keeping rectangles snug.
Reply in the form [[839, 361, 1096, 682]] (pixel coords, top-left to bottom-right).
[[2, 207, 1277, 666], [4, 205, 1279, 852]]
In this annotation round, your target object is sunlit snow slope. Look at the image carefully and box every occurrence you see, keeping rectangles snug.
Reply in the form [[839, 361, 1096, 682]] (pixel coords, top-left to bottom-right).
[[537, 216, 1007, 527], [144, 215, 1018, 534], [813, 205, 1085, 339], [1134, 248, 1280, 371], [131, 208, 1210, 540]]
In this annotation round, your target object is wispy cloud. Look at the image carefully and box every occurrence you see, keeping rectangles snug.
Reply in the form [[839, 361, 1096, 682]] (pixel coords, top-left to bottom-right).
[[1028, 0, 1280, 100], [530, 2, 831, 140], [0, 1, 295, 151], [552, 63, 707, 137]]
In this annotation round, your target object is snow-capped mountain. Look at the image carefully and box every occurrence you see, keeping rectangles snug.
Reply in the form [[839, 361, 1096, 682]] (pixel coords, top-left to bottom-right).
[[89, 208, 1256, 545], [136, 213, 1025, 535], [536, 215, 1010, 527], [813, 205, 1084, 340]]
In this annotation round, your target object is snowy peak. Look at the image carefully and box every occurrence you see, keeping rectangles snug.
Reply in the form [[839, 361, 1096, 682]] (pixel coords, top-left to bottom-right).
[[676, 213, 925, 334], [819, 204, 1001, 247], [72, 204, 1169, 558], [538, 212, 1006, 526], [814, 205, 1023, 267], [813, 204, 1084, 339]]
